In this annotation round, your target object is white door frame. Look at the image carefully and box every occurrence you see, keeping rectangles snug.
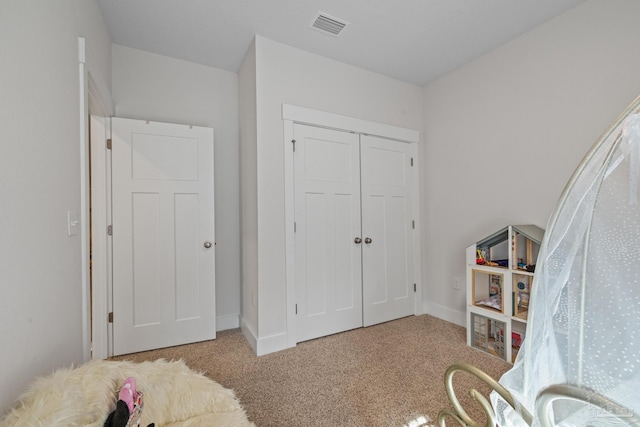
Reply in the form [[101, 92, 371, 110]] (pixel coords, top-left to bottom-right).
[[282, 104, 423, 349], [79, 37, 114, 360], [88, 104, 112, 359]]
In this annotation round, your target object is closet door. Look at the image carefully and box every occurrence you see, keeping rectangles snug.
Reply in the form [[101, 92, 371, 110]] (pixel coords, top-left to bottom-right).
[[294, 124, 363, 342], [361, 135, 415, 326]]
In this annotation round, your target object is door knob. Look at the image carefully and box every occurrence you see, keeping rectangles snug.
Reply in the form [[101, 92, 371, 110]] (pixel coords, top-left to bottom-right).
[[364, 237, 372, 244], [204, 241, 212, 249], [354, 237, 362, 244]]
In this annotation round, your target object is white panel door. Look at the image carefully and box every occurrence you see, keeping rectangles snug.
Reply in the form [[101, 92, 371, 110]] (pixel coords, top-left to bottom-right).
[[294, 124, 363, 342], [361, 135, 415, 326], [111, 118, 215, 355]]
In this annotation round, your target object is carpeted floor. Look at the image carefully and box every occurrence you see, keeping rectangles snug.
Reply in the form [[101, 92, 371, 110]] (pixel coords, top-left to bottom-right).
[[111, 314, 511, 426]]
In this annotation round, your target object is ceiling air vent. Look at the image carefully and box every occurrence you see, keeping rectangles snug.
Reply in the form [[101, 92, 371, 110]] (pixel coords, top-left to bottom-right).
[[310, 12, 349, 36]]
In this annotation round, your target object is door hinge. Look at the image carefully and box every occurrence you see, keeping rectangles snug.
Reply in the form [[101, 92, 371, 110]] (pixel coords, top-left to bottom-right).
[[107, 225, 112, 236], [414, 283, 417, 292], [412, 220, 415, 229], [108, 312, 113, 323], [410, 157, 414, 167], [294, 222, 297, 232], [292, 139, 296, 152], [295, 304, 298, 314], [106, 138, 112, 150]]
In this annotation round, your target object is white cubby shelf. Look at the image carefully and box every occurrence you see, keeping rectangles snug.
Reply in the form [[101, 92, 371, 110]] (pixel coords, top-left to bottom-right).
[[465, 224, 544, 363]]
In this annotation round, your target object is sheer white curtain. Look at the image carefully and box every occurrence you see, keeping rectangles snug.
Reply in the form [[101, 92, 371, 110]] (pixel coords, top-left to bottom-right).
[[492, 101, 640, 427]]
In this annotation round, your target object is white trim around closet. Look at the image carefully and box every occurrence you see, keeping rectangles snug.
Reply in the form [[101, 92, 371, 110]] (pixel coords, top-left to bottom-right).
[[282, 104, 420, 143]]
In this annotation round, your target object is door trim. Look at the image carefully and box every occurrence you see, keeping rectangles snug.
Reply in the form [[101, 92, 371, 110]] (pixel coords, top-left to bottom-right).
[[79, 37, 114, 360], [282, 104, 422, 350], [89, 113, 112, 359], [282, 104, 420, 143]]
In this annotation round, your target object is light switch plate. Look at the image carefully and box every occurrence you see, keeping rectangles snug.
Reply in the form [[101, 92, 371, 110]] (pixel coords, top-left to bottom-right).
[[67, 211, 79, 236]]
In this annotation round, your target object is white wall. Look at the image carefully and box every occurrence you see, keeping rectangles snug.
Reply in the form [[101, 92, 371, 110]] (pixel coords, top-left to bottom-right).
[[238, 40, 259, 344], [111, 45, 241, 330], [422, 0, 640, 325], [249, 36, 423, 353], [0, 0, 111, 414]]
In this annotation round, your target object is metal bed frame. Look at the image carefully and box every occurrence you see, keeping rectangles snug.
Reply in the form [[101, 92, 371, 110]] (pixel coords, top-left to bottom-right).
[[437, 363, 640, 427]]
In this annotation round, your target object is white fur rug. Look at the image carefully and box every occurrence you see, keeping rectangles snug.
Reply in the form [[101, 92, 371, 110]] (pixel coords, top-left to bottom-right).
[[0, 359, 254, 427]]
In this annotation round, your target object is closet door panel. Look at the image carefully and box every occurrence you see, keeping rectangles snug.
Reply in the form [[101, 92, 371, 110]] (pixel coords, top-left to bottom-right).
[[361, 135, 415, 327], [294, 124, 363, 342], [363, 194, 387, 304], [334, 193, 359, 311], [304, 192, 329, 316], [386, 196, 411, 300]]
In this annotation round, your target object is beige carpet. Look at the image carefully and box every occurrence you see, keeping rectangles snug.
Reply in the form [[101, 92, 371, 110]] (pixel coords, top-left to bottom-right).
[[112, 315, 511, 426]]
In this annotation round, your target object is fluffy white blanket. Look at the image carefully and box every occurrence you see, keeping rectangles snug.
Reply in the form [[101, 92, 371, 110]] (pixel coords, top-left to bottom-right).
[[0, 359, 254, 427]]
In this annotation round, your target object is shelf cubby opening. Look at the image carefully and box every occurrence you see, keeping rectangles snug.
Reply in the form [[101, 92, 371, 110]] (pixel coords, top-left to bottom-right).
[[471, 269, 504, 314]]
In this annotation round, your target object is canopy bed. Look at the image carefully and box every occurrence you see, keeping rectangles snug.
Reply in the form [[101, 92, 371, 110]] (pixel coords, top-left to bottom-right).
[[439, 94, 640, 427]]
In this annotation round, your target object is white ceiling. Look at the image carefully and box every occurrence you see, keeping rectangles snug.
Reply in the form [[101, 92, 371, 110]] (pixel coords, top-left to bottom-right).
[[97, 0, 585, 86]]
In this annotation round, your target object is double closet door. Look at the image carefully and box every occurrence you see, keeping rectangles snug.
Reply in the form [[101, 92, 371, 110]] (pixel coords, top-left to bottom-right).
[[294, 124, 416, 343]]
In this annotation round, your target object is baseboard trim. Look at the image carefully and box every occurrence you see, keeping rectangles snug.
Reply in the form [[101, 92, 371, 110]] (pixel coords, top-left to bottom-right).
[[239, 321, 293, 356], [240, 319, 258, 354], [424, 301, 466, 327], [216, 314, 240, 331], [256, 332, 292, 356]]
